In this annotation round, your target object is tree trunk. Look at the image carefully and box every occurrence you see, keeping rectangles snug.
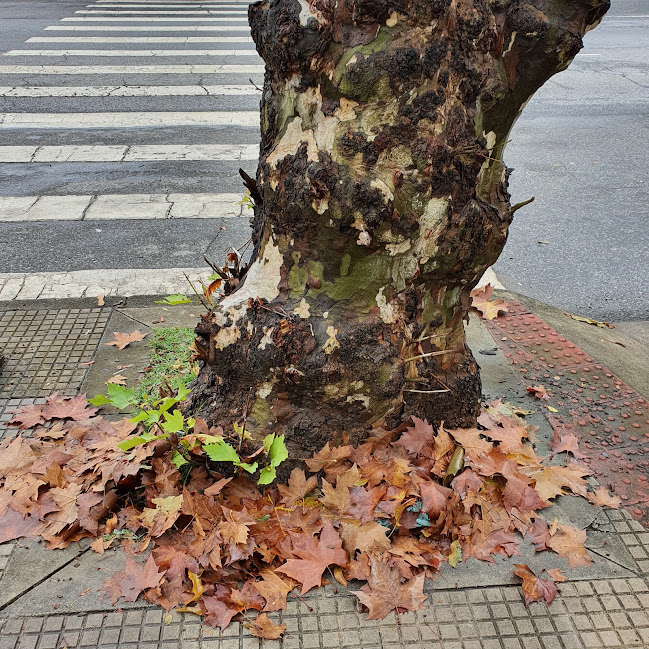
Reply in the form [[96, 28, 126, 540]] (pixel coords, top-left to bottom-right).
[[189, 0, 608, 455]]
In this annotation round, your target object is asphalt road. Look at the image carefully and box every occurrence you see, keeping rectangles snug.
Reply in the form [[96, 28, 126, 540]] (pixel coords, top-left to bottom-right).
[[0, 0, 647, 320], [496, 0, 649, 321]]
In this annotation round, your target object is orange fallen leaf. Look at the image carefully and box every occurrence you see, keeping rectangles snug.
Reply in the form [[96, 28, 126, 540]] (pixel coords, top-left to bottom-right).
[[470, 284, 509, 320], [106, 331, 147, 350], [246, 613, 286, 639], [586, 486, 621, 509]]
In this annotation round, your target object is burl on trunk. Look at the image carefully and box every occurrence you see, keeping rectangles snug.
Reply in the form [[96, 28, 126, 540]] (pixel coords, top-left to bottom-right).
[[190, 0, 608, 454]]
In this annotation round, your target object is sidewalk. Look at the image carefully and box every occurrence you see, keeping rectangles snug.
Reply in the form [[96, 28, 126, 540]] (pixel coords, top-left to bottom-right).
[[0, 291, 648, 649]]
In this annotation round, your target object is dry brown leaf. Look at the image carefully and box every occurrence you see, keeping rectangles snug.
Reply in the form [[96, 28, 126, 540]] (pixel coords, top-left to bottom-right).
[[352, 557, 427, 619], [253, 570, 295, 612], [470, 284, 509, 320], [549, 430, 585, 458], [106, 374, 127, 386], [106, 330, 148, 350], [586, 486, 621, 509], [547, 523, 592, 568], [340, 520, 391, 554], [247, 613, 286, 640], [278, 468, 318, 508], [277, 523, 346, 594], [513, 564, 560, 605], [102, 555, 165, 604]]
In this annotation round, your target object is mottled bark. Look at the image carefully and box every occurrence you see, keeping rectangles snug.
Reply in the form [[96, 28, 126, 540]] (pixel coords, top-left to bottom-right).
[[189, 0, 608, 455]]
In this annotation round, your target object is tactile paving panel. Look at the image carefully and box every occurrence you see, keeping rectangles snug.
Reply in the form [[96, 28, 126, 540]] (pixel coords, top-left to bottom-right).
[[487, 302, 649, 523], [0, 309, 109, 398]]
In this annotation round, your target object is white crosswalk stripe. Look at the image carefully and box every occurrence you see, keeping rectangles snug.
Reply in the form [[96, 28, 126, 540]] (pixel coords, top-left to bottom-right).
[[75, 9, 249, 14], [88, 4, 249, 8], [61, 17, 249, 21], [0, 112, 259, 128], [0, 85, 260, 97], [0, 193, 248, 221], [0, 144, 258, 162], [0, 64, 264, 74], [89, 4, 249, 8], [5, 50, 260, 57], [0, 1, 262, 300], [44, 25, 252, 31], [27, 37, 254, 43]]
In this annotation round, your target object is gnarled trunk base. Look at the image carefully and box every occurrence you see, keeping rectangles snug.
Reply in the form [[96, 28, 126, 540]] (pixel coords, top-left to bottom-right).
[[188, 0, 609, 457]]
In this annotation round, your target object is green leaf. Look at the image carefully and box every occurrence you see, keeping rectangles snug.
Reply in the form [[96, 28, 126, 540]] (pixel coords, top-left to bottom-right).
[[145, 410, 160, 426], [161, 409, 184, 433], [171, 451, 189, 469], [263, 433, 275, 455], [155, 293, 191, 305], [176, 386, 191, 402], [158, 396, 180, 415], [186, 417, 196, 429], [236, 461, 258, 474], [118, 431, 159, 452], [204, 441, 240, 464], [194, 434, 223, 444], [129, 411, 149, 424], [257, 466, 277, 485], [106, 383, 137, 409], [269, 434, 288, 468], [88, 394, 111, 407]]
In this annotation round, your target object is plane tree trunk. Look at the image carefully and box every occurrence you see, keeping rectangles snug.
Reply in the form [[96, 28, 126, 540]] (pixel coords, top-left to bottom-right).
[[189, 0, 608, 456]]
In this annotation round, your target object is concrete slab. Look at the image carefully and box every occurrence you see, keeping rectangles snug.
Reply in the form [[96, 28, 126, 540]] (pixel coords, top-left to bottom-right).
[[120, 303, 199, 329], [81, 309, 154, 409], [0, 546, 149, 617], [0, 539, 83, 611]]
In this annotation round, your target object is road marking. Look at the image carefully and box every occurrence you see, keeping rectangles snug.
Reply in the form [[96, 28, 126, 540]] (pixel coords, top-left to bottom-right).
[[0, 112, 259, 128], [5, 50, 260, 57], [0, 193, 247, 222], [75, 9, 249, 13], [0, 146, 36, 162], [89, 3, 248, 6], [44, 25, 252, 31], [28, 36, 253, 43], [0, 85, 260, 97], [0, 64, 264, 74], [0, 267, 208, 300], [94, 0, 253, 2], [90, 4, 248, 7], [61, 17, 249, 21], [0, 143, 258, 162]]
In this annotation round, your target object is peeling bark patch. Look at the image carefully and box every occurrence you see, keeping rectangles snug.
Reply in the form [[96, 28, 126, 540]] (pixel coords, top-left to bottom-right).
[[376, 287, 396, 324], [267, 118, 318, 169], [323, 325, 340, 354], [416, 197, 448, 264], [293, 298, 311, 319], [213, 323, 241, 351], [218, 233, 284, 317]]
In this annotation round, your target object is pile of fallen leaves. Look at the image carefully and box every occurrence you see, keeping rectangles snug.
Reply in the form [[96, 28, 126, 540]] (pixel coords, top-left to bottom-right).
[[0, 394, 620, 638]]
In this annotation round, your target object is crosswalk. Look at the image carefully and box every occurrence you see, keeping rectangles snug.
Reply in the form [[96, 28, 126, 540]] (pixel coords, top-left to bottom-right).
[[0, 0, 262, 300]]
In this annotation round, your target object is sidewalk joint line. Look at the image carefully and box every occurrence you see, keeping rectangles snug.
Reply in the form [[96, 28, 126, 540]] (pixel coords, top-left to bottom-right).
[[0, 546, 90, 613]]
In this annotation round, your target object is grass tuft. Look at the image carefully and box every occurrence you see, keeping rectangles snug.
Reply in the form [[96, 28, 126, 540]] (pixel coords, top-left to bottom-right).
[[135, 326, 196, 406]]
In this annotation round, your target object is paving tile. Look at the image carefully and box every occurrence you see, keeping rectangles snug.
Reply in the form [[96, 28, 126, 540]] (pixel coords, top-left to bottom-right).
[[0, 308, 109, 400]]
